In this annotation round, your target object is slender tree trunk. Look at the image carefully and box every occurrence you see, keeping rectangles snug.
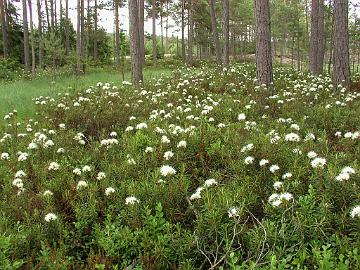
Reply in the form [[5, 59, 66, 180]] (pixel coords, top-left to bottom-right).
[[333, 0, 350, 88], [209, 0, 222, 66], [76, 0, 82, 74], [138, 0, 145, 66], [152, 0, 157, 65], [28, 0, 35, 77], [327, 0, 334, 74], [86, 0, 90, 61], [310, 0, 325, 75], [81, 0, 86, 72], [114, 0, 120, 68], [129, 0, 143, 85], [54, 0, 57, 29], [37, 0, 44, 69], [50, 0, 54, 31], [22, 0, 30, 72], [44, 0, 50, 31], [160, 1, 163, 51], [94, 0, 98, 61], [181, 0, 185, 62], [223, 0, 229, 68], [0, 0, 8, 57], [65, 0, 70, 54], [187, 0, 193, 65], [165, 0, 168, 53], [255, 0, 273, 88]]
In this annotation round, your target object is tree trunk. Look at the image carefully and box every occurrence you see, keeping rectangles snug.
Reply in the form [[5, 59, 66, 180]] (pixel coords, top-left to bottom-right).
[[114, 0, 120, 68], [129, 0, 143, 85], [138, 0, 145, 66], [65, 0, 70, 54], [50, 0, 54, 31], [0, 0, 8, 58], [160, 1, 163, 51], [81, 0, 86, 72], [255, 0, 273, 88], [209, 0, 222, 66], [165, 0, 168, 54], [223, 0, 229, 68], [333, 0, 350, 88], [327, 0, 334, 74], [28, 0, 35, 77], [187, 0, 193, 65], [86, 0, 90, 61], [54, 0, 57, 29], [181, 0, 185, 62], [44, 0, 50, 31], [310, 0, 325, 75], [94, 0, 98, 61], [152, 0, 157, 65], [76, 0, 82, 74], [22, 0, 30, 72], [37, 0, 44, 69]]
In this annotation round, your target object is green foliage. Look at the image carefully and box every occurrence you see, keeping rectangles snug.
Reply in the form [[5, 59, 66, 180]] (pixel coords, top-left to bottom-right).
[[0, 63, 360, 268]]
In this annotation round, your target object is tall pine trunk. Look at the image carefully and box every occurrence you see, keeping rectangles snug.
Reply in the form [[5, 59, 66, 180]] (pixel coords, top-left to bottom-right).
[[114, 0, 120, 68], [22, 0, 30, 72], [223, 0, 229, 68], [50, 0, 54, 31], [181, 0, 185, 61], [28, 0, 35, 77], [65, 0, 70, 54], [333, 0, 350, 88], [94, 0, 98, 61], [310, 0, 325, 75], [187, 0, 193, 65], [138, 0, 145, 66], [0, 0, 8, 58], [44, 0, 50, 31], [152, 0, 157, 66], [76, 0, 82, 74], [209, 0, 222, 66], [37, 0, 44, 69], [255, 0, 273, 88], [81, 0, 86, 72], [129, 0, 143, 85]]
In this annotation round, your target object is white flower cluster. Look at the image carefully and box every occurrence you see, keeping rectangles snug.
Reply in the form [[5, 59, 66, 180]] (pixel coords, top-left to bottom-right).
[[190, 178, 218, 200]]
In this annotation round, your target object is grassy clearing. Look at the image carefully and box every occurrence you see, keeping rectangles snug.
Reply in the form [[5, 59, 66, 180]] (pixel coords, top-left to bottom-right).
[[0, 66, 173, 120]]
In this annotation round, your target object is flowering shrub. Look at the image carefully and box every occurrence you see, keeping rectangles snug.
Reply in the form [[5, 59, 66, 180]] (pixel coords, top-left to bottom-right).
[[0, 64, 360, 269]]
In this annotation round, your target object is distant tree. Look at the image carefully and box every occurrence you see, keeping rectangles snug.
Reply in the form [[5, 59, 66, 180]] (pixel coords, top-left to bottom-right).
[[333, 0, 350, 88], [138, 0, 145, 65], [114, 0, 120, 68], [37, 0, 44, 69], [209, 0, 222, 66], [93, 0, 98, 61], [76, 0, 82, 74], [255, 0, 273, 88], [187, 0, 194, 65], [22, 0, 30, 72], [152, 0, 157, 65], [0, 0, 8, 58], [223, 0, 229, 68], [129, 0, 143, 85], [28, 0, 35, 77], [65, 0, 70, 54]]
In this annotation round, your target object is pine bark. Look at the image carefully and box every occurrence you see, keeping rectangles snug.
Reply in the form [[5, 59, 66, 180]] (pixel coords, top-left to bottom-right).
[[333, 0, 350, 88], [209, 0, 222, 66], [65, 0, 70, 54], [76, 0, 82, 74], [22, 0, 30, 72], [181, 0, 185, 61], [187, 0, 193, 65], [0, 0, 8, 57], [255, 0, 273, 87], [129, 0, 143, 85], [138, 0, 145, 66], [81, 0, 86, 72], [152, 0, 157, 65], [223, 0, 229, 68], [44, 0, 50, 31], [28, 0, 35, 77], [50, 0, 54, 31], [114, 0, 120, 68], [310, 0, 325, 75], [94, 0, 98, 61], [37, 0, 44, 69]]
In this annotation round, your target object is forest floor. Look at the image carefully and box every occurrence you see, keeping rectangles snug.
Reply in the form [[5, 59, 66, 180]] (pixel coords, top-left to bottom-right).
[[0, 66, 173, 120]]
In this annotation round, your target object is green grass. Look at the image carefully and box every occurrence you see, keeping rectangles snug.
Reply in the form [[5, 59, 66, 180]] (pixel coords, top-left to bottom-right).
[[0, 66, 173, 120]]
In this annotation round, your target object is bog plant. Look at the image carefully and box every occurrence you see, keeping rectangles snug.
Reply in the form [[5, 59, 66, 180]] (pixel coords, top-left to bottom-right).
[[0, 63, 359, 269]]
